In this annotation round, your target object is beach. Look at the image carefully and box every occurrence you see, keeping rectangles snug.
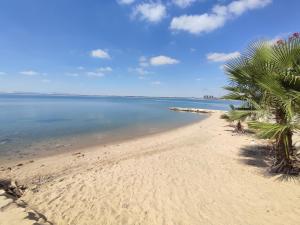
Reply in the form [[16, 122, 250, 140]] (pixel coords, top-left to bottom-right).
[[1, 111, 300, 225]]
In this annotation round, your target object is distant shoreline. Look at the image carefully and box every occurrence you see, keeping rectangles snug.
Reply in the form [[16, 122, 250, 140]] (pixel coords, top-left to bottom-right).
[[0, 92, 227, 100]]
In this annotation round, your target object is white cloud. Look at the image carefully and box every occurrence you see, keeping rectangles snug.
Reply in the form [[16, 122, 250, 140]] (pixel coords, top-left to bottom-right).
[[129, 67, 151, 75], [117, 0, 135, 5], [172, 0, 196, 8], [207, 51, 241, 62], [136, 67, 151, 75], [150, 55, 179, 66], [170, 0, 272, 34], [77, 66, 85, 70], [135, 55, 179, 68], [20, 70, 39, 76], [90, 49, 111, 59], [0, 72, 6, 75], [151, 81, 161, 85], [133, 3, 166, 23], [170, 13, 226, 35], [98, 67, 113, 72], [227, 0, 272, 16], [86, 71, 105, 78]]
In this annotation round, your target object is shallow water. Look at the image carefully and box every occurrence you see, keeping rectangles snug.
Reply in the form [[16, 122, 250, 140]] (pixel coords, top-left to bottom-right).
[[0, 94, 239, 161]]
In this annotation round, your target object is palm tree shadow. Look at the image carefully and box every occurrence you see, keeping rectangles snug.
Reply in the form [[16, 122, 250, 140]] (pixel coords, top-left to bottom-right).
[[239, 145, 300, 182], [239, 144, 270, 168], [274, 174, 300, 182]]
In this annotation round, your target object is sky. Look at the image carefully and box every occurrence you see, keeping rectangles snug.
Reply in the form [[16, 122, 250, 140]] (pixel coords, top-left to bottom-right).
[[0, 0, 299, 97]]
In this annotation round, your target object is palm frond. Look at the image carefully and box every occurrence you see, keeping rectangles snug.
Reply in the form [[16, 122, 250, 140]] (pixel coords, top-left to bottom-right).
[[248, 121, 289, 140]]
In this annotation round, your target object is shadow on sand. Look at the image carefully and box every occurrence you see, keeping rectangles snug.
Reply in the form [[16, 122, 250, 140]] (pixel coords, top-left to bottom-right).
[[238, 144, 300, 183], [239, 144, 270, 168], [0, 179, 54, 225]]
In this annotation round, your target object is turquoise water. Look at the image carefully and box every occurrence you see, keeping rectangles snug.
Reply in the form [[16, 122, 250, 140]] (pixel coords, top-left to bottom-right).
[[0, 94, 238, 161]]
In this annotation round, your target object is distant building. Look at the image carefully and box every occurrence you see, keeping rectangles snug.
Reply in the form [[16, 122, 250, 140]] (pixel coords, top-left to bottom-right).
[[203, 95, 217, 99]]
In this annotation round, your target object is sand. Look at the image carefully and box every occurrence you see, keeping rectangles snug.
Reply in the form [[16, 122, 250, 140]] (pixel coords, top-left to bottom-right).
[[0, 111, 300, 225]]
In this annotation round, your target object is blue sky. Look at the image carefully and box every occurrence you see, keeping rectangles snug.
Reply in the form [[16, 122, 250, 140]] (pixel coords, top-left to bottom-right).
[[0, 0, 299, 97]]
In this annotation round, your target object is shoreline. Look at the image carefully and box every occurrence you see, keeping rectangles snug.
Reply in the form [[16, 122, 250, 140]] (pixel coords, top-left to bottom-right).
[[0, 109, 212, 172], [0, 111, 207, 166], [1, 110, 299, 225]]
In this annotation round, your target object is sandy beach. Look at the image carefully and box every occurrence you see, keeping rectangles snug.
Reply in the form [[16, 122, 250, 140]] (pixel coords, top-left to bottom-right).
[[1, 111, 300, 225]]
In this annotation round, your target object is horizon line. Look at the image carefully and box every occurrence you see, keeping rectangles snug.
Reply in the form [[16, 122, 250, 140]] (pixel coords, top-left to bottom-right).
[[0, 91, 222, 100]]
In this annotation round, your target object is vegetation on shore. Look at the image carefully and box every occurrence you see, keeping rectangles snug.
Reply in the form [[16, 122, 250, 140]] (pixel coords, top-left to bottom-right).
[[223, 33, 300, 174]]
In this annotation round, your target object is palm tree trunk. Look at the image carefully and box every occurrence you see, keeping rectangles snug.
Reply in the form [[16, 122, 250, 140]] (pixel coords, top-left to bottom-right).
[[272, 108, 293, 173], [274, 134, 289, 163], [287, 129, 294, 156], [235, 121, 244, 133]]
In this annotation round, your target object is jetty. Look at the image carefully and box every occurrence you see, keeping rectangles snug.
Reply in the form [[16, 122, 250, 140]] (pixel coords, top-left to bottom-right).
[[169, 107, 224, 113]]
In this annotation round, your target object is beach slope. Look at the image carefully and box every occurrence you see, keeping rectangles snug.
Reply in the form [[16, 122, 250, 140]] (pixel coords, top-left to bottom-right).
[[1, 111, 300, 225]]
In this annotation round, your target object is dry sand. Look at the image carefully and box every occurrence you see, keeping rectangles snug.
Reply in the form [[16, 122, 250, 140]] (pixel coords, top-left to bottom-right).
[[0, 111, 300, 225]]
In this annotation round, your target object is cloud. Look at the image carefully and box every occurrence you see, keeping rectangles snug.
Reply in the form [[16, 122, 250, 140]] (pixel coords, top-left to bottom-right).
[[77, 66, 85, 70], [90, 49, 111, 59], [139, 62, 149, 67], [172, 0, 196, 8], [136, 67, 151, 75], [139, 56, 149, 67], [20, 70, 39, 76], [42, 79, 51, 83], [227, 0, 271, 16], [170, 13, 226, 35], [117, 0, 135, 5], [133, 3, 166, 23], [0, 72, 6, 75], [170, 0, 272, 34], [151, 81, 161, 85], [207, 51, 241, 62], [129, 67, 151, 75], [66, 73, 80, 77], [98, 67, 113, 72], [86, 71, 105, 78], [150, 55, 180, 66]]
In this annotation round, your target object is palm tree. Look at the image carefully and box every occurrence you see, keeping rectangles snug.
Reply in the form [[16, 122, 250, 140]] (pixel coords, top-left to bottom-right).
[[223, 33, 300, 174], [224, 105, 252, 133]]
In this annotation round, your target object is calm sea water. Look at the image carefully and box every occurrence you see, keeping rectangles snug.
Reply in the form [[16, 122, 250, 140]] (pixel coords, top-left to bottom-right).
[[0, 94, 238, 161]]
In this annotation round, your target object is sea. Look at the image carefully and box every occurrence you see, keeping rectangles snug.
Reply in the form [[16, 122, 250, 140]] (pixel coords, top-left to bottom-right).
[[0, 94, 239, 162]]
